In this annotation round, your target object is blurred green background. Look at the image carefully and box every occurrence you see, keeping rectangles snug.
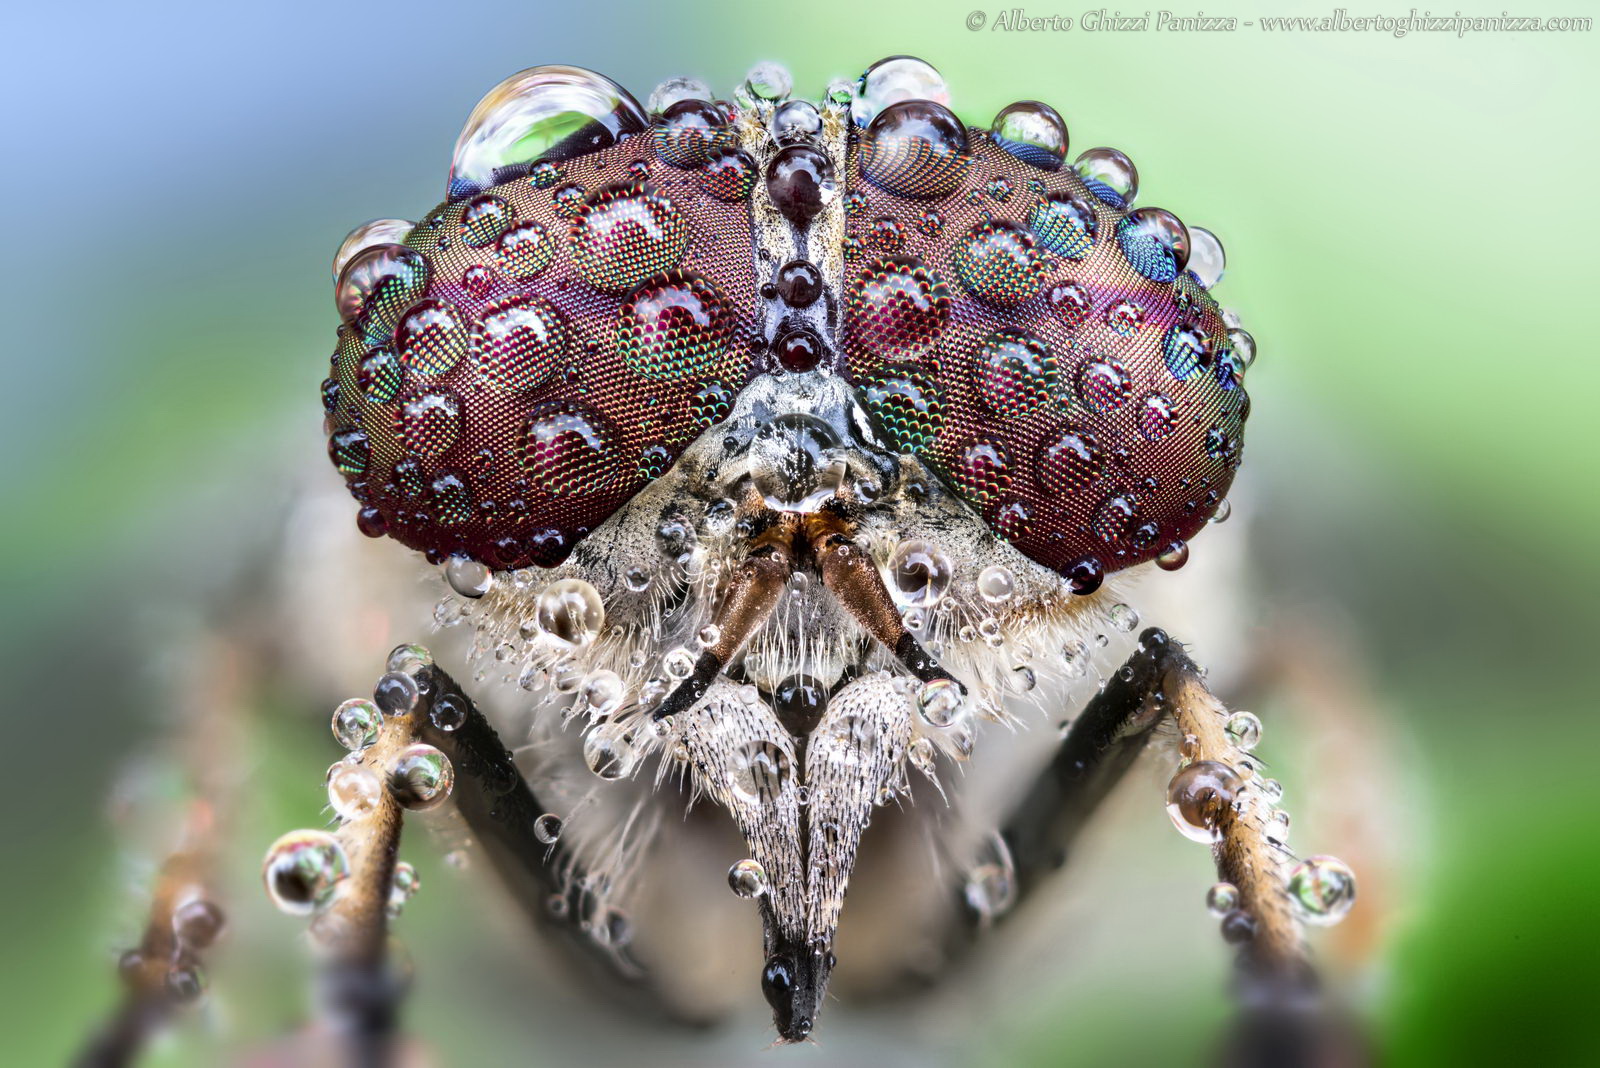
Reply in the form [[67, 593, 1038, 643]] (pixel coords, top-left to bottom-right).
[[4, 0, 1596, 1063]]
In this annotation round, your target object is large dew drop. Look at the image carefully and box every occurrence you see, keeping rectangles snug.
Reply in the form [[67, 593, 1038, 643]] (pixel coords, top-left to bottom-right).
[[333, 219, 414, 281], [990, 100, 1068, 170], [888, 539, 953, 607], [263, 830, 349, 916], [448, 65, 649, 200], [535, 578, 605, 647], [852, 55, 949, 128], [1165, 760, 1242, 844], [1287, 856, 1357, 925]]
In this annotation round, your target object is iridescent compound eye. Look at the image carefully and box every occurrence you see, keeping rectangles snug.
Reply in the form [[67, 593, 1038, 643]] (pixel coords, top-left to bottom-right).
[[321, 66, 762, 568], [318, 57, 1248, 588]]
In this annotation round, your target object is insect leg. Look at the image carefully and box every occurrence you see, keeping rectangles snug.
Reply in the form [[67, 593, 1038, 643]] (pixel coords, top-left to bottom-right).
[[987, 629, 1367, 1066]]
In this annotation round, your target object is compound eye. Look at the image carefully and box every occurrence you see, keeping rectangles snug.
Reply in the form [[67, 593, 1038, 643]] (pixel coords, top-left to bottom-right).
[[844, 96, 1246, 583], [321, 67, 762, 569]]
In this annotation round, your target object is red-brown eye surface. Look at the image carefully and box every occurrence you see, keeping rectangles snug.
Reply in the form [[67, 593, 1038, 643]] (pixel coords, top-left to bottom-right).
[[841, 99, 1246, 584], [321, 60, 1249, 588], [324, 69, 762, 568]]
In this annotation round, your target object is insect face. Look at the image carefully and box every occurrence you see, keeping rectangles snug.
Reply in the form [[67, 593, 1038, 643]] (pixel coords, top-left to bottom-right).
[[314, 55, 1256, 1041]]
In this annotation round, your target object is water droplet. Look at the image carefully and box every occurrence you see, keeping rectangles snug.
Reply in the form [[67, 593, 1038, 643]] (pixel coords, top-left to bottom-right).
[[496, 220, 555, 279], [977, 328, 1055, 415], [697, 624, 722, 648], [952, 219, 1044, 307], [1117, 207, 1190, 283], [332, 699, 381, 750], [535, 578, 605, 647], [429, 693, 467, 732], [775, 260, 823, 307], [459, 194, 513, 248], [395, 389, 462, 458], [444, 556, 492, 598], [697, 147, 758, 202], [917, 677, 965, 727], [728, 857, 769, 898], [583, 726, 637, 780], [852, 55, 949, 128], [373, 671, 421, 717], [1156, 541, 1190, 571], [1163, 322, 1215, 381], [732, 740, 792, 803], [1037, 428, 1100, 498], [860, 100, 970, 199], [771, 99, 822, 145], [1225, 711, 1262, 751], [534, 813, 563, 845], [1206, 881, 1239, 917], [263, 830, 349, 915], [1165, 759, 1242, 844], [663, 647, 696, 680], [327, 762, 383, 821], [336, 244, 429, 340], [167, 900, 225, 953], [888, 540, 953, 607], [617, 270, 733, 380], [518, 400, 617, 495], [1287, 856, 1357, 925], [1029, 190, 1098, 259], [846, 254, 952, 359], [448, 65, 648, 199], [750, 413, 846, 511], [396, 299, 469, 375], [1266, 808, 1292, 844], [468, 295, 568, 394], [990, 100, 1068, 170], [648, 75, 712, 116], [389, 744, 454, 810], [357, 347, 403, 403], [571, 184, 689, 294], [977, 564, 1015, 603], [333, 219, 414, 281], [1186, 226, 1225, 289], [1220, 908, 1257, 944], [327, 429, 370, 478], [1109, 602, 1140, 632], [1048, 281, 1092, 330], [765, 144, 837, 229], [1072, 147, 1138, 208], [1228, 327, 1257, 369], [580, 670, 626, 718], [741, 61, 793, 103], [652, 99, 733, 168]]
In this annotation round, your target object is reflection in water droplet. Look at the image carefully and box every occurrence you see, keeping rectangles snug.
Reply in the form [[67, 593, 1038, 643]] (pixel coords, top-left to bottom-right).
[[474, 296, 567, 393], [445, 556, 492, 598], [732, 740, 791, 804], [1186, 226, 1226, 289], [889, 539, 953, 607], [518, 401, 616, 495], [396, 300, 469, 376], [583, 727, 637, 780], [653, 99, 734, 168], [1287, 856, 1357, 925], [571, 185, 689, 294], [978, 328, 1055, 414], [333, 219, 414, 281], [1073, 147, 1139, 208], [916, 677, 965, 727], [860, 100, 970, 199], [263, 830, 349, 915], [535, 579, 605, 647], [978, 565, 1015, 603], [534, 813, 564, 844], [448, 65, 648, 200], [951, 219, 1045, 307], [1029, 191, 1098, 259], [852, 55, 949, 128], [497, 221, 556, 279], [332, 699, 381, 750], [1206, 881, 1239, 917], [389, 744, 454, 810], [728, 857, 769, 898], [327, 762, 383, 821], [1165, 760, 1241, 844], [990, 100, 1068, 170], [1225, 711, 1262, 750], [750, 413, 846, 512]]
